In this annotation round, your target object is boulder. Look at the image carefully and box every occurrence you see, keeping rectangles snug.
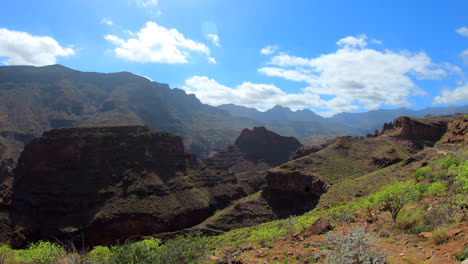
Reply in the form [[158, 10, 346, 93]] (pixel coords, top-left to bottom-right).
[[304, 217, 332, 236]]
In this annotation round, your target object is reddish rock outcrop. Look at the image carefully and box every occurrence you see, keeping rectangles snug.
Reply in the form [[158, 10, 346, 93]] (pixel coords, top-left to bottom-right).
[[207, 127, 302, 173], [0, 125, 246, 247], [438, 115, 468, 144], [383, 116, 449, 142], [262, 171, 328, 218]]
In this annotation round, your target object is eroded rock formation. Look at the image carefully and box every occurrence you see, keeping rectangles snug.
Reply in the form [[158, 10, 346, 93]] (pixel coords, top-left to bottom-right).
[[0, 125, 246, 247], [383, 116, 449, 142], [438, 115, 468, 144], [206, 127, 302, 173]]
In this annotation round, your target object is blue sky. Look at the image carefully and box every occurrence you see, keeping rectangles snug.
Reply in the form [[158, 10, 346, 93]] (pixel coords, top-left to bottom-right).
[[1, 0, 467, 116]]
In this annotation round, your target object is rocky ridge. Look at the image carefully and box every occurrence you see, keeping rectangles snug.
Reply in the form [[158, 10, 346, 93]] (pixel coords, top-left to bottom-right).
[[0, 125, 246, 247]]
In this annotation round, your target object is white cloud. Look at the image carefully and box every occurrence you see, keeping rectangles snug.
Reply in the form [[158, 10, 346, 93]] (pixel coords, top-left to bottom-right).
[[183, 76, 358, 116], [105, 21, 212, 64], [456, 26, 468, 37], [100, 18, 113, 26], [207, 34, 220, 47], [258, 35, 449, 113], [208, 57, 216, 64], [433, 82, 468, 104], [260, 45, 278, 55], [0, 28, 74, 66], [336, 35, 367, 49]]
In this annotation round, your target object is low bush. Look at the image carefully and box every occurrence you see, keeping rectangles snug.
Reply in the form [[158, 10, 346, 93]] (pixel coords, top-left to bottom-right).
[[156, 234, 209, 264], [325, 226, 385, 264], [20, 241, 65, 264], [375, 181, 420, 222], [413, 167, 432, 182], [394, 206, 425, 233], [422, 203, 455, 227], [426, 182, 447, 196], [0, 244, 13, 263], [440, 156, 460, 169], [431, 227, 449, 245], [87, 245, 112, 264], [110, 237, 161, 264]]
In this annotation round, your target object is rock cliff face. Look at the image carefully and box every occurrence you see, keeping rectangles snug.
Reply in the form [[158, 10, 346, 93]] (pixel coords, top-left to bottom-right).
[[438, 115, 468, 144], [383, 116, 449, 142], [262, 171, 328, 218], [0, 125, 246, 247], [206, 127, 302, 173]]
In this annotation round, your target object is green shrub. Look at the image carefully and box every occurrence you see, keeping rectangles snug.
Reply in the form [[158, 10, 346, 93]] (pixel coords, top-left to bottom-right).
[[413, 167, 432, 182], [325, 226, 385, 264], [87, 245, 112, 264], [20, 241, 65, 264], [454, 167, 468, 195], [440, 156, 460, 169], [0, 244, 13, 263], [110, 237, 161, 264], [156, 234, 209, 264], [426, 182, 447, 196], [375, 182, 420, 222]]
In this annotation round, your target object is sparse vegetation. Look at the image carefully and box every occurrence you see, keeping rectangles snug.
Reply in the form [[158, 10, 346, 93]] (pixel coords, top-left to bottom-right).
[[431, 227, 449, 245], [375, 181, 420, 222], [325, 226, 385, 264]]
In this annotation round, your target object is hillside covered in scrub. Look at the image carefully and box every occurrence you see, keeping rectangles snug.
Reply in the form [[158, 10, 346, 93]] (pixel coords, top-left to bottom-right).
[[0, 115, 465, 263]]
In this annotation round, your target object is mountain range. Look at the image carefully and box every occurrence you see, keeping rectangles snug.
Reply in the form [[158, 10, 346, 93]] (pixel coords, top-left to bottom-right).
[[0, 64, 466, 162]]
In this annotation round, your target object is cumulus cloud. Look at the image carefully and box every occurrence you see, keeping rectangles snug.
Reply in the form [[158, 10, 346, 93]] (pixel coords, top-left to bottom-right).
[[260, 45, 278, 55], [336, 35, 368, 49], [105, 21, 212, 64], [433, 82, 468, 104], [258, 35, 448, 113], [207, 34, 220, 47], [0, 28, 74, 66], [100, 18, 113, 26], [183, 76, 358, 116], [456, 26, 468, 37]]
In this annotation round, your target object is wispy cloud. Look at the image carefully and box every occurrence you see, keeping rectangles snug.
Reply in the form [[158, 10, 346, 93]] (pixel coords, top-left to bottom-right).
[[456, 26, 468, 37], [260, 45, 278, 55], [207, 34, 220, 47], [100, 18, 113, 26]]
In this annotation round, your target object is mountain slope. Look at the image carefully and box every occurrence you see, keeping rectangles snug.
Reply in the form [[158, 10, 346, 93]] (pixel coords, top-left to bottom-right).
[[0, 65, 257, 159]]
